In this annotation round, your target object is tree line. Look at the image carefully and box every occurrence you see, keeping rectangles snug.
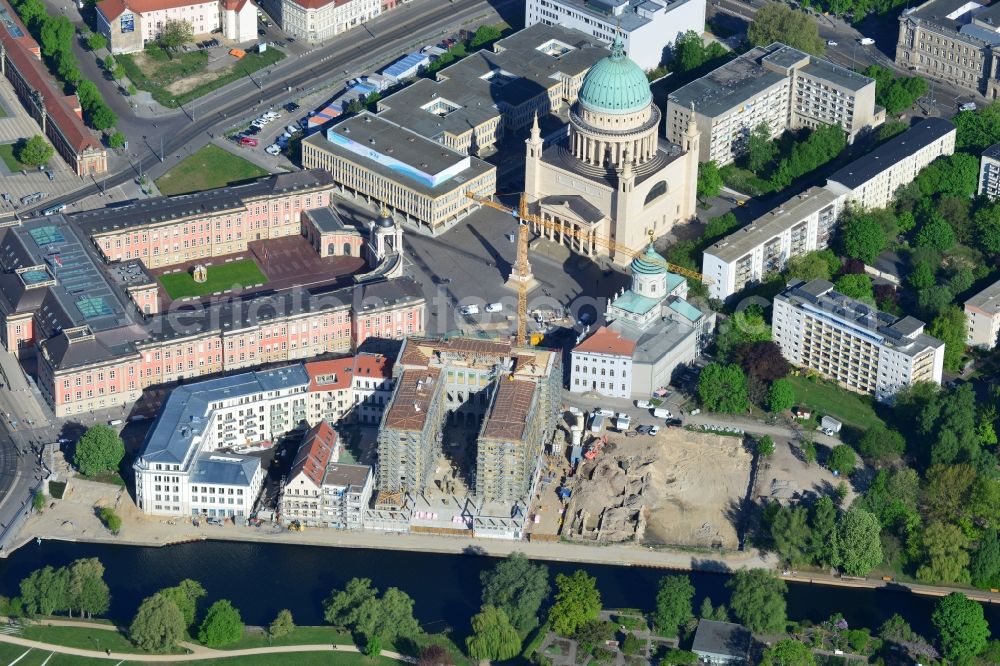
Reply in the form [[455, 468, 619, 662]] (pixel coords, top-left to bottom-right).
[[10, 0, 118, 134]]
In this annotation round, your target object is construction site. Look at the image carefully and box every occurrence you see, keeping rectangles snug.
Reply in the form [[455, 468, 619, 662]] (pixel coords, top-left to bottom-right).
[[527, 420, 754, 550]]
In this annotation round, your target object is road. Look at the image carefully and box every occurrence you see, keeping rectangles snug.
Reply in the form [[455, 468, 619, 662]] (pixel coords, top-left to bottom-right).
[[26, 0, 519, 215]]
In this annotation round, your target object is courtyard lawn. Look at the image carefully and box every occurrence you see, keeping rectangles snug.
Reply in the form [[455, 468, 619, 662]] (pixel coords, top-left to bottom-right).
[[155, 145, 269, 196], [159, 259, 267, 299], [785, 373, 885, 431]]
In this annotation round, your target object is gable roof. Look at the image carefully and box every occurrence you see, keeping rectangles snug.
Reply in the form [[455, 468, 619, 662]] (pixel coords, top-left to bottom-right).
[[573, 325, 636, 357], [288, 420, 338, 487], [97, 0, 215, 20]]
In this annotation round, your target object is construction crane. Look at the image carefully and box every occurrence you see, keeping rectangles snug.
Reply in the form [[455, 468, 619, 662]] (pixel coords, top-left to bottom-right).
[[466, 192, 709, 347]]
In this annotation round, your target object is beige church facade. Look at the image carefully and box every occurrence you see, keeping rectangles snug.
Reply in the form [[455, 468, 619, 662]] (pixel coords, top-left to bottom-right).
[[524, 36, 700, 263]]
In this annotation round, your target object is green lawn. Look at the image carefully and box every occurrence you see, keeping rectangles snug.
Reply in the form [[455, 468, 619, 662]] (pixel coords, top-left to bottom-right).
[[155, 144, 269, 195], [19, 624, 172, 654], [0, 142, 33, 172], [121, 46, 285, 108], [80, 470, 127, 487], [220, 625, 354, 650], [159, 259, 267, 299], [786, 374, 885, 431]]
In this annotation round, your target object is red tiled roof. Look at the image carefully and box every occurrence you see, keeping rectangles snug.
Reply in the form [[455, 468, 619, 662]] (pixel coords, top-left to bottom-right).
[[573, 326, 636, 357], [97, 0, 216, 21], [285, 0, 350, 9], [0, 0, 101, 154], [305, 353, 392, 392], [288, 420, 338, 487], [221, 0, 249, 10]]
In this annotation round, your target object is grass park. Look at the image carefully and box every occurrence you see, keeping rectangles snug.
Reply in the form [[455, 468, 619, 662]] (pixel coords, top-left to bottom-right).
[[785, 373, 885, 431], [0, 142, 39, 173], [120, 44, 285, 109], [155, 145, 269, 196], [159, 259, 267, 300]]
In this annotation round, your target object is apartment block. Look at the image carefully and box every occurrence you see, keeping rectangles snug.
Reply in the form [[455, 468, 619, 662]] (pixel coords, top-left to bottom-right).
[[702, 187, 843, 301], [964, 279, 1000, 348], [96, 0, 257, 54], [525, 0, 706, 71], [570, 327, 635, 399], [667, 43, 882, 165], [895, 0, 1000, 98], [979, 142, 1000, 199], [773, 279, 944, 402], [261, 0, 380, 44], [826, 117, 956, 210], [376, 337, 561, 505], [135, 357, 386, 518]]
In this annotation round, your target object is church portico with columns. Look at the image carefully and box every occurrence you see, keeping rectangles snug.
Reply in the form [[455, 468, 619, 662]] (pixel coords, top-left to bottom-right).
[[524, 35, 700, 263]]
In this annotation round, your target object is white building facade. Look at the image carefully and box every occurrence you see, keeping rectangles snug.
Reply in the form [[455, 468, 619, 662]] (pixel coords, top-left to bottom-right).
[[570, 327, 635, 398], [525, 0, 706, 71], [773, 279, 944, 402], [96, 0, 257, 54], [964, 280, 1000, 349], [978, 143, 1000, 200], [261, 0, 380, 44]]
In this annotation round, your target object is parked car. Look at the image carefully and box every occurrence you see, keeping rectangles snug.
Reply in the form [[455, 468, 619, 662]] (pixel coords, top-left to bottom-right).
[[960, 101, 977, 111], [240, 137, 259, 147], [826, 40, 838, 46], [485, 302, 503, 313], [285, 124, 300, 135], [265, 144, 281, 155], [284, 102, 299, 112], [636, 425, 651, 435], [459, 304, 479, 316], [635, 399, 651, 409], [648, 425, 660, 436]]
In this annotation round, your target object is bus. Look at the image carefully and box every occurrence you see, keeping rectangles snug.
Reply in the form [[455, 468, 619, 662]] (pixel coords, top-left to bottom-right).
[[41, 203, 66, 216]]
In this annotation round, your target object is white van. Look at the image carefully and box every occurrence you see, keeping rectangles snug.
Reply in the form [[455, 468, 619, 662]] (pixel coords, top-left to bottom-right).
[[108, 419, 124, 426], [652, 407, 671, 419], [460, 304, 480, 316], [485, 302, 503, 313]]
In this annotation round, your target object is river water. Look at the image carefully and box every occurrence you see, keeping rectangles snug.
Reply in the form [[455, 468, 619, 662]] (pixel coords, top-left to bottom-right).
[[1, 540, 997, 638]]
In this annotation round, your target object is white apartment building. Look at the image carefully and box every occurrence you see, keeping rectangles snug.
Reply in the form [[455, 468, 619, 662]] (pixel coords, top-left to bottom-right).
[[702, 187, 843, 301], [667, 43, 882, 165], [978, 142, 1000, 199], [524, 0, 705, 71], [570, 326, 636, 398], [135, 354, 392, 518], [261, 0, 379, 43], [320, 463, 373, 529], [773, 279, 944, 402], [96, 0, 257, 54], [826, 117, 956, 210], [964, 280, 1000, 348]]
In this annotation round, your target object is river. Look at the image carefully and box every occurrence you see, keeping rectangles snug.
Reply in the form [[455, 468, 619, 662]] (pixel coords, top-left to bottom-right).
[[1, 540, 997, 638]]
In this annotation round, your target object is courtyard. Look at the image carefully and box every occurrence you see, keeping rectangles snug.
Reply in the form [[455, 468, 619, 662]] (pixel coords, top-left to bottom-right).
[[158, 258, 267, 300]]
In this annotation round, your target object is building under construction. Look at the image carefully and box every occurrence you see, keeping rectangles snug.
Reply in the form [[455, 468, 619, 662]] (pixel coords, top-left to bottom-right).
[[376, 337, 561, 507]]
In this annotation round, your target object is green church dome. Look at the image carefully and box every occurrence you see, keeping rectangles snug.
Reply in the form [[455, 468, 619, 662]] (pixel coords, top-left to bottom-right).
[[631, 245, 667, 276], [578, 36, 653, 114]]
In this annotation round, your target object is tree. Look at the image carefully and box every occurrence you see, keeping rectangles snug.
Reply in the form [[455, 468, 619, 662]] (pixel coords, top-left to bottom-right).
[[732, 341, 790, 382], [88, 104, 117, 131], [68, 558, 109, 618], [548, 570, 601, 636], [931, 592, 990, 661], [671, 30, 707, 72], [76, 80, 100, 109], [108, 131, 126, 150], [159, 579, 205, 628], [770, 505, 811, 566], [697, 363, 749, 413], [838, 507, 883, 576], [908, 261, 936, 290], [74, 425, 124, 476], [747, 121, 777, 173], [748, 2, 824, 55], [916, 521, 970, 584], [838, 210, 887, 264], [971, 529, 1000, 590], [55, 50, 80, 87], [19, 565, 70, 616], [915, 215, 956, 252], [365, 635, 382, 657], [32, 490, 45, 512], [928, 306, 966, 372], [833, 274, 874, 304], [785, 249, 839, 282], [87, 32, 107, 52], [480, 552, 550, 636], [767, 379, 794, 413], [16, 135, 53, 167], [158, 20, 193, 49], [726, 569, 787, 634], [40, 15, 74, 59], [697, 160, 723, 199], [269, 609, 294, 642], [324, 578, 378, 628], [808, 496, 840, 568], [466, 605, 521, 661], [857, 424, 906, 463], [102, 54, 117, 75], [924, 463, 976, 520], [621, 633, 642, 656], [98, 507, 121, 534], [757, 435, 776, 457], [652, 574, 694, 637], [418, 644, 455, 666], [198, 600, 243, 647], [354, 587, 420, 643], [716, 306, 771, 359], [827, 445, 856, 476], [17, 0, 47, 31], [703, 211, 740, 243], [759, 639, 815, 666], [469, 24, 502, 49], [130, 593, 185, 652]]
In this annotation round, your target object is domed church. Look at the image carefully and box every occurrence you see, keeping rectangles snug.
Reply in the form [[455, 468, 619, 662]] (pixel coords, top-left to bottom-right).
[[524, 35, 700, 263]]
